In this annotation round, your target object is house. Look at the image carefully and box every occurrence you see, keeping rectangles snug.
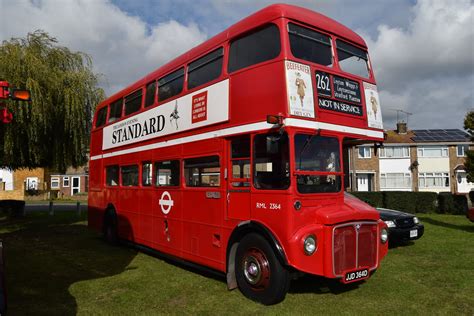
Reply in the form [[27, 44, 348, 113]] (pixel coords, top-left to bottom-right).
[[0, 168, 49, 200], [348, 122, 473, 194], [0, 165, 88, 200], [49, 166, 88, 198]]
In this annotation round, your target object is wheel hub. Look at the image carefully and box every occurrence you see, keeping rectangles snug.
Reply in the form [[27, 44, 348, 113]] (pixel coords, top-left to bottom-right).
[[242, 248, 270, 289]]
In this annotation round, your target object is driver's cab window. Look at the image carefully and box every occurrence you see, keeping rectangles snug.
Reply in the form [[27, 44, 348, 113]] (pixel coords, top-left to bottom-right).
[[294, 134, 341, 193], [253, 132, 290, 190]]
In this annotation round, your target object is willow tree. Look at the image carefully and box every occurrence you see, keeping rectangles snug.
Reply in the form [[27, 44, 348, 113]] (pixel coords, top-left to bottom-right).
[[464, 111, 474, 182], [0, 30, 104, 171]]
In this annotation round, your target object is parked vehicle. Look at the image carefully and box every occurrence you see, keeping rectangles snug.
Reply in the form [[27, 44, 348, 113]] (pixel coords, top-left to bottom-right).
[[376, 208, 424, 244], [468, 208, 474, 222]]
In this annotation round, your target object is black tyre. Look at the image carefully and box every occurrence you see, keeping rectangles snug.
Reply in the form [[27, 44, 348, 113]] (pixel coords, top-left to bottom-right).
[[235, 233, 290, 305], [103, 211, 118, 246]]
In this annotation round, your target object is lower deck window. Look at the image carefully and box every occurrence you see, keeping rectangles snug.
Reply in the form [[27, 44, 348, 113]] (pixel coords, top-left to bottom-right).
[[142, 162, 153, 186], [121, 165, 139, 186], [184, 156, 220, 187], [155, 160, 180, 186], [106, 166, 119, 186]]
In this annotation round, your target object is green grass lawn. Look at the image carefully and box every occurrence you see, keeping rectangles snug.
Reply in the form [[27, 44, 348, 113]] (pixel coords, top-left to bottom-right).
[[1, 212, 473, 315]]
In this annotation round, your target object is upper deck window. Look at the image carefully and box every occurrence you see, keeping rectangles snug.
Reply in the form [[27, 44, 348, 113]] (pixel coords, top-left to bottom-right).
[[158, 68, 184, 102], [288, 23, 332, 67], [95, 106, 107, 128], [228, 24, 280, 73], [124, 89, 142, 116], [144, 81, 156, 108], [108, 99, 123, 123], [336, 39, 369, 78], [188, 47, 223, 89]]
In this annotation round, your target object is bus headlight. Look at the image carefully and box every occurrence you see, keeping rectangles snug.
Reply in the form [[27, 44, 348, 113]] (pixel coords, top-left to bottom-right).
[[303, 235, 317, 255], [381, 228, 388, 244], [413, 217, 419, 225]]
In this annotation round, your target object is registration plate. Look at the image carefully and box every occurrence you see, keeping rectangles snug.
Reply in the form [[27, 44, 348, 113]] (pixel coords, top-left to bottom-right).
[[342, 268, 369, 284], [410, 229, 418, 238]]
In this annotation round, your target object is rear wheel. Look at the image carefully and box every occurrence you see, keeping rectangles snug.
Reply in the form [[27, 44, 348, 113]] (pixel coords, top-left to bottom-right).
[[103, 211, 118, 245], [235, 233, 289, 305]]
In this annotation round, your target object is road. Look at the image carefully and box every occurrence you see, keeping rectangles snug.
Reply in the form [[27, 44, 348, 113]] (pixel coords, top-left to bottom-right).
[[25, 202, 88, 213]]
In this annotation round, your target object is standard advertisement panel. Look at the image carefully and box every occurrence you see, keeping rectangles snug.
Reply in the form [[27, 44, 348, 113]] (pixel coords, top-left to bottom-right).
[[102, 79, 229, 150]]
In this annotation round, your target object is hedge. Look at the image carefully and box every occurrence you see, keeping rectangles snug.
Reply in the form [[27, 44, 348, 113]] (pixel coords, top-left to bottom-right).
[[350, 191, 451, 214], [351, 192, 383, 207], [437, 193, 468, 215]]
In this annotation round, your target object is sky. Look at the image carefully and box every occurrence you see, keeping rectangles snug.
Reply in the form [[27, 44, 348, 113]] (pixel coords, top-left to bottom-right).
[[0, 0, 473, 131]]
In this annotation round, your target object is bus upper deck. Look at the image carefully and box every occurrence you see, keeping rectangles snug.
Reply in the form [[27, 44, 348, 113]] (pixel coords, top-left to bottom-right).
[[90, 3, 383, 160]]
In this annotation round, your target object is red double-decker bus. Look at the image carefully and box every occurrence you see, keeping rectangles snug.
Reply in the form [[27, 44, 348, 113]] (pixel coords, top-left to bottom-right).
[[89, 4, 388, 304]]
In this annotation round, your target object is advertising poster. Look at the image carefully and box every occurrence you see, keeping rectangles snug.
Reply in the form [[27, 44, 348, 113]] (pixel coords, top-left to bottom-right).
[[364, 82, 383, 129], [285, 61, 315, 118]]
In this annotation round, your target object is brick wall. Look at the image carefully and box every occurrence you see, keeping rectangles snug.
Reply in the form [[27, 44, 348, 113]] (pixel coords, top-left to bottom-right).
[[351, 146, 379, 191], [0, 190, 24, 200], [449, 145, 467, 194], [13, 168, 46, 190]]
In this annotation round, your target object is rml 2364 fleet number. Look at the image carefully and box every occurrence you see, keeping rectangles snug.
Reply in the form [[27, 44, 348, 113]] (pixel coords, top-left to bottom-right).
[[256, 202, 281, 210]]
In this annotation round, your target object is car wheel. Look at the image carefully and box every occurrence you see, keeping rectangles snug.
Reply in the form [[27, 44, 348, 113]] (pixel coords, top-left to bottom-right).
[[235, 233, 289, 305]]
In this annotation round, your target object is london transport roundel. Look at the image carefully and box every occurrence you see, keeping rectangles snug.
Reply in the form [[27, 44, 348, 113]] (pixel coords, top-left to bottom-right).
[[159, 191, 174, 214]]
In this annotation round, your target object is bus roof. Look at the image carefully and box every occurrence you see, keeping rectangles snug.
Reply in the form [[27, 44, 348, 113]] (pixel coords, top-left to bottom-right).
[[101, 3, 367, 107]]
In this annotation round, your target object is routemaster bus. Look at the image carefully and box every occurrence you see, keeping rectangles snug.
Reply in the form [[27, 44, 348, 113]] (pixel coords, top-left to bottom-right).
[[89, 4, 388, 305]]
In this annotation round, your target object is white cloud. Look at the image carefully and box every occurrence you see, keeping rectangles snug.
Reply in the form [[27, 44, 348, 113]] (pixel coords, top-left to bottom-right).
[[364, 0, 474, 129], [1, 0, 472, 130], [0, 0, 207, 95]]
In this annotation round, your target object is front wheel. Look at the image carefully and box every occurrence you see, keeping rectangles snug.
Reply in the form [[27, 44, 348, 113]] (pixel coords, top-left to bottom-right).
[[235, 233, 290, 305]]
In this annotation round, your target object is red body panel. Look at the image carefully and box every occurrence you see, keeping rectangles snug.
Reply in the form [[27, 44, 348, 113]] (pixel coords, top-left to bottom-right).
[[88, 4, 387, 282]]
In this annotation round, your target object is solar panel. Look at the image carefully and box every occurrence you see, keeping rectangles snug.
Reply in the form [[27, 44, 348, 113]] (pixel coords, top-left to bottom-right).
[[412, 129, 470, 142]]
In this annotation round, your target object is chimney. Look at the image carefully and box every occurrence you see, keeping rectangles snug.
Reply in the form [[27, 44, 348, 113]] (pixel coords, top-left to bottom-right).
[[397, 122, 407, 134]]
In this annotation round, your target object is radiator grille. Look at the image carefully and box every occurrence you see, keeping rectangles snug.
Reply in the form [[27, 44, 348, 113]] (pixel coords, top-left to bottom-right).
[[395, 217, 414, 228], [333, 222, 378, 276]]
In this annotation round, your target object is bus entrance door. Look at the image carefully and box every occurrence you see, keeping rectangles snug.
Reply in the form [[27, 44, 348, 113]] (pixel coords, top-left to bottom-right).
[[227, 136, 251, 220]]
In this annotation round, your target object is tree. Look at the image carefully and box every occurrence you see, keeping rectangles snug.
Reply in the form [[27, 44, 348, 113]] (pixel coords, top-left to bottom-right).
[[463, 111, 474, 182], [0, 30, 104, 171]]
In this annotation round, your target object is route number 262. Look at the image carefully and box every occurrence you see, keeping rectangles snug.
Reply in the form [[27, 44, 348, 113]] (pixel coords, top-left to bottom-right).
[[316, 72, 331, 93]]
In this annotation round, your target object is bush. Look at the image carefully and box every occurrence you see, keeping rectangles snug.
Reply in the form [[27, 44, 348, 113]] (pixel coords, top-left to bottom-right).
[[351, 191, 437, 214], [0, 199, 25, 217], [453, 194, 468, 215], [437, 193, 456, 214], [351, 192, 383, 207], [384, 191, 417, 213], [411, 192, 438, 213]]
